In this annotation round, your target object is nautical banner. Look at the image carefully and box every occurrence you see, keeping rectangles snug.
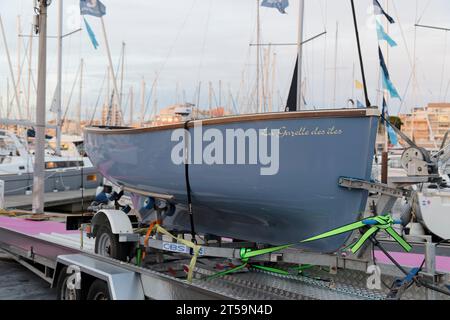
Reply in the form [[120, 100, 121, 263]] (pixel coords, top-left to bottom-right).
[[84, 17, 99, 49], [261, 0, 289, 14], [373, 0, 395, 24], [376, 21, 397, 47], [80, 0, 106, 18], [379, 47, 401, 100], [387, 122, 399, 145], [381, 98, 398, 145], [381, 97, 387, 123]]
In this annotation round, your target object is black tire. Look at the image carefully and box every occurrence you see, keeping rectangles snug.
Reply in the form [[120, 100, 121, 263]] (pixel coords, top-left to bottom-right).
[[94, 223, 132, 261], [87, 279, 110, 300], [56, 267, 81, 300]]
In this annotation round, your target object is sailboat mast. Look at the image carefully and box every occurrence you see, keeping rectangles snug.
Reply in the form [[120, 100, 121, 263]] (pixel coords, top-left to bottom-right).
[[383, 0, 389, 151], [350, 0, 370, 107], [16, 15, 22, 110], [296, 0, 305, 111], [140, 77, 145, 127], [0, 15, 23, 120], [27, 25, 33, 122], [78, 58, 83, 134], [32, 0, 48, 214], [256, 0, 261, 113], [129, 86, 134, 126], [55, 0, 63, 155], [100, 17, 122, 126], [120, 42, 125, 107], [333, 22, 339, 108]]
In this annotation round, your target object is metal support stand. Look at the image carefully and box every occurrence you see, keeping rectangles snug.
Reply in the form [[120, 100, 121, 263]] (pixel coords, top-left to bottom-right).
[[425, 242, 437, 300]]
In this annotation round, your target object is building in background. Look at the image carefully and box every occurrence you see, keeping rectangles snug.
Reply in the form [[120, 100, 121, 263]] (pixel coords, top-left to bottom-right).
[[101, 104, 123, 127], [399, 103, 450, 149], [151, 104, 231, 126]]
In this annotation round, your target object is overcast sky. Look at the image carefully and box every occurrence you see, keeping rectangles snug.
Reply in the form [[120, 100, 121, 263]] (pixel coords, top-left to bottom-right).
[[0, 0, 449, 122]]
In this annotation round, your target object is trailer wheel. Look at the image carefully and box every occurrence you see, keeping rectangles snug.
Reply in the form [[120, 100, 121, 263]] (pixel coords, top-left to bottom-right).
[[87, 280, 110, 300], [95, 224, 131, 261], [56, 267, 81, 300]]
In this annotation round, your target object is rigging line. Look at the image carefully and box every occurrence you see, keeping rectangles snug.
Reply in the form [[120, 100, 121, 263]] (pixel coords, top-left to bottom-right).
[[317, 0, 328, 32], [444, 79, 450, 102], [439, 31, 449, 101], [396, 67, 414, 115], [143, 0, 199, 120], [196, 0, 213, 92], [412, 0, 419, 109], [6, 36, 31, 115], [61, 62, 82, 128], [392, 0, 423, 111], [110, 44, 125, 124], [416, 0, 433, 25], [237, 9, 258, 114], [89, 68, 107, 125]]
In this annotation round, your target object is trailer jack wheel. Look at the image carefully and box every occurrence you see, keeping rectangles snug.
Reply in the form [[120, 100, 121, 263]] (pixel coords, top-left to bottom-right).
[[95, 224, 132, 261], [87, 280, 110, 300], [56, 267, 81, 300]]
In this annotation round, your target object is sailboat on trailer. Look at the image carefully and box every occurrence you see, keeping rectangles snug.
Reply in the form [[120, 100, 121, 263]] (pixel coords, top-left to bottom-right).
[[84, 1, 379, 253]]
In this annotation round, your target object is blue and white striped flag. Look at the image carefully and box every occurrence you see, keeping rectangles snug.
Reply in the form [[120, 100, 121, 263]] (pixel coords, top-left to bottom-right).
[[261, 0, 289, 14], [379, 47, 401, 100], [382, 98, 399, 146], [80, 0, 106, 18], [373, 0, 395, 24], [376, 21, 397, 47]]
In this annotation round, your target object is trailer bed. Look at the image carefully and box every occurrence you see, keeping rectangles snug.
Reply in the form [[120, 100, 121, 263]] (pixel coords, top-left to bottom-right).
[[0, 214, 448, 300]]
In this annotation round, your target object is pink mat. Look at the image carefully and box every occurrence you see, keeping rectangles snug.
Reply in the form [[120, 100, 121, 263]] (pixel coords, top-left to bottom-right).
[[0, 216, 78, 236], [375, 250, 450, 272]]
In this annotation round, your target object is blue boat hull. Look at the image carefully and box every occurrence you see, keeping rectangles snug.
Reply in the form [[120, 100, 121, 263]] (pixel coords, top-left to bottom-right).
[[85, 110, 378, 253]]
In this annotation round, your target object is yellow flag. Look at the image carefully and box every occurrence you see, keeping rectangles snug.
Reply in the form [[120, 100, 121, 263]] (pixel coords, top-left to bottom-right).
[[355, 80, 364, 90]]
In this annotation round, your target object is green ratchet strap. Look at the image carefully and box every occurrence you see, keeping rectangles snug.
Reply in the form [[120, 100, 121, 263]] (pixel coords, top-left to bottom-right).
[[205, 244, 293, 280], [301, 215, 412, 254]]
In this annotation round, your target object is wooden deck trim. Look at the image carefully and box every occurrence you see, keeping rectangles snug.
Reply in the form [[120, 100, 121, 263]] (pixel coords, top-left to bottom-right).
[[85, 108, 379, 135]]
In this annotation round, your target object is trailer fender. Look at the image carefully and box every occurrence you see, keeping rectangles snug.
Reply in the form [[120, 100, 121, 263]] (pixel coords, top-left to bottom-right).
[[91, 210, 133, 236]]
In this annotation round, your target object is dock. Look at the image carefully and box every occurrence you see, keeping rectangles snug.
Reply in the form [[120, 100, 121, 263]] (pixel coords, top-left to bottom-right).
[[4, 189, 97, 213], [0, 251, 54, 300]]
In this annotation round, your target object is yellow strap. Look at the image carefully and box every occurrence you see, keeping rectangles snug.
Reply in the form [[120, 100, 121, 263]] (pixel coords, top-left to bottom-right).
[[153, 224, 201, 283]]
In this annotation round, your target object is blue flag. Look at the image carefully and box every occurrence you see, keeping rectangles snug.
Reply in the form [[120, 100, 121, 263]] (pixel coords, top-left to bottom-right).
[[387, 123, 398, 145], [261, 0, 289, 14], [83, 18, 99, 49], [376, 21, 397, 47], [373, 0, 395, 24], [381, 97, 387, 123], [379, 47, 401, 100], [382, 98, 398, 145], [80, 0, 106, 18]]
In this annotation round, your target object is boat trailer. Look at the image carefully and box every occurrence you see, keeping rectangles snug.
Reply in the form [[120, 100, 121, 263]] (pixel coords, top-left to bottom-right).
[[1, 160, 450, 300]]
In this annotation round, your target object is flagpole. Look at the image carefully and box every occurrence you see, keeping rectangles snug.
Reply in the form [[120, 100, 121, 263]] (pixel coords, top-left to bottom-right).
[[55, 0, 63, 155], [100, 16, 122, 124], [32, 0, 49, 214], [350, 0, 371, 107], [384, 0, 389, 151], [296, 0, 305, 111], [256, 0, 261, 113]]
